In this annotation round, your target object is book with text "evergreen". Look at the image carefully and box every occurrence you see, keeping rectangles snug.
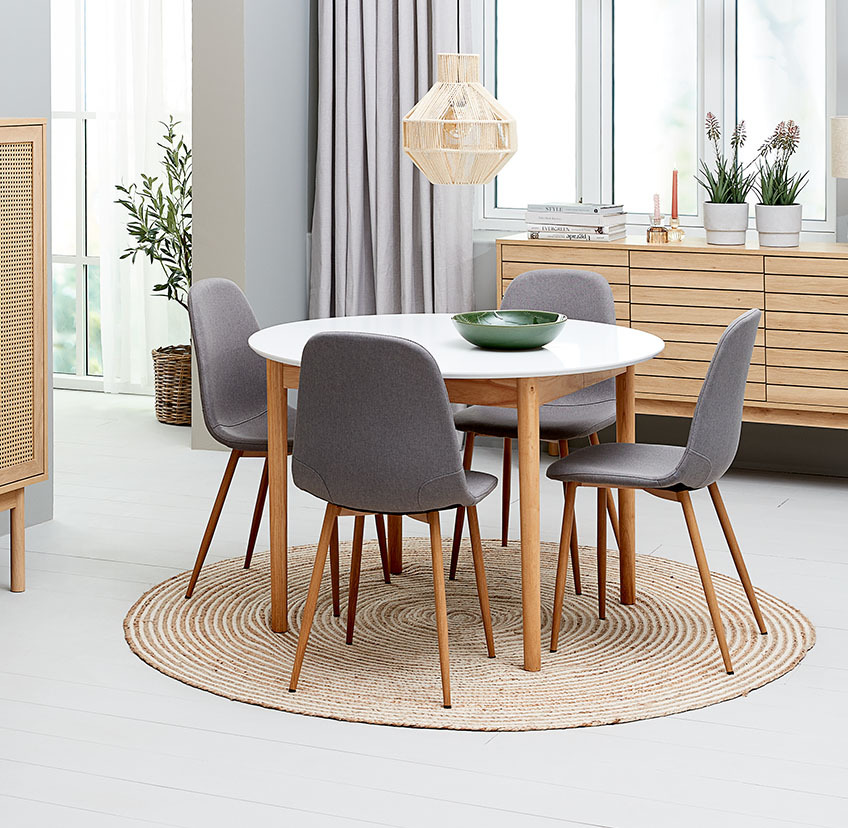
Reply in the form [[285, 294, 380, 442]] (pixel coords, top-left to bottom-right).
[[526, 223, 626, 235], [527, 202, 624, 216]]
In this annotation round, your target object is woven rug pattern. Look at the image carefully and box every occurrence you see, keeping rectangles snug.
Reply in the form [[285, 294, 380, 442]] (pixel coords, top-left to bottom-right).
[[124, 538, 814, 731]]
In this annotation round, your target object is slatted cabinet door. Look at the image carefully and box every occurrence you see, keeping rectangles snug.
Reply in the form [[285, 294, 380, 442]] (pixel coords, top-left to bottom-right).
[[0, 123, 47, 492]]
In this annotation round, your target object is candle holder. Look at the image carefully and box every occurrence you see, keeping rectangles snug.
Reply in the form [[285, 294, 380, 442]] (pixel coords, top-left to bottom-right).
[[667, 217, 686, 242], [647, 216, 669, 244]]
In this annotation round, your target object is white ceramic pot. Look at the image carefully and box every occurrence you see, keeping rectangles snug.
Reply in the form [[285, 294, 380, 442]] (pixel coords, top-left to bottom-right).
[[755, 203, 802, 248], [703, 202, 749, 245]]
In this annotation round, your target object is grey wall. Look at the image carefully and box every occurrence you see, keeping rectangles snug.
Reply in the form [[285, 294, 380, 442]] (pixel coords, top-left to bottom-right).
[[0, 0, 54, 530]]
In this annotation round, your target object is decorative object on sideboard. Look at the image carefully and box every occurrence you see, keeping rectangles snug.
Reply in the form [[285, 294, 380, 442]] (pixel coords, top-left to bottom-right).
[[696, 114, 756, 245], [646, 194, 668, 243], [754, 120, 808, 248], [667, 169, 685, 242], [525, 202, 626, 242], [115, 118, 193, 425], [403, 53, 517, 186]]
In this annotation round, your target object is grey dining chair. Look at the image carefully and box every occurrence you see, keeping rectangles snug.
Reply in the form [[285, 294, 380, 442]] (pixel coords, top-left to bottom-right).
[[546, 308, 767, 674], [288, 331, 498, 709], [185, 278, 391, 602], [451, 268, 622, 590]]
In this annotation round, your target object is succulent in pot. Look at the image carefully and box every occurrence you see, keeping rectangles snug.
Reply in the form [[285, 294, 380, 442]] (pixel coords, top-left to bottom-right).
[[754, 120, 808, 248], [696, 114, 757, 245]]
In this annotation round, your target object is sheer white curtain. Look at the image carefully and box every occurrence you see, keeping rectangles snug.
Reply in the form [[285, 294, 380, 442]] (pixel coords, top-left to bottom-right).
[[91, 0, 191, 394]]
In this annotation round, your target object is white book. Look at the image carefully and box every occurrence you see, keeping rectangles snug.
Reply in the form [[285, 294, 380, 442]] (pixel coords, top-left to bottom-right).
[[527, 202, 624, 216], [525, 210, 626, 227], [526, 222, 627, 234], [528, 230, 627, 242]]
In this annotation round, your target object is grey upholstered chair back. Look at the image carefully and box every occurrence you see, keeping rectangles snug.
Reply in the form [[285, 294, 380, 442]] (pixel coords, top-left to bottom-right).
[[187, 278, 267, 444], [292, 332, 473, 514], [676, 308, 761, 489], [502, 269, 616, 406]]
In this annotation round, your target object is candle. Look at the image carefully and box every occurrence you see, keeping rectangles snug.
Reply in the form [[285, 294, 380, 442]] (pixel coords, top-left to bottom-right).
[[671, 169, 679, 220], [653, 193, 661, 222]]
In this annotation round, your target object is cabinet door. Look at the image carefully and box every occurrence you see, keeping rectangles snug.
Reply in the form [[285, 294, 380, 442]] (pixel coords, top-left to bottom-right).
[[0, 124, 46, 488]]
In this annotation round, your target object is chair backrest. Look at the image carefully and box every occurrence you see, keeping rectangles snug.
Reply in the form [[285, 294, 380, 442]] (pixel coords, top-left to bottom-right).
[[676, 308, 762, 489], [292, 331, 473, 514], [502, 269, 616, 406], [187, 278, 267, 442]]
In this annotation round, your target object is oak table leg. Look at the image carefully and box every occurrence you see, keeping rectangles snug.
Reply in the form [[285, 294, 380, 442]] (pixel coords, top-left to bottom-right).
[[615, 365, 636, 605], [267, 360, 288, 633], [517, 377, 541, 672], [388, 515, 403, 575]]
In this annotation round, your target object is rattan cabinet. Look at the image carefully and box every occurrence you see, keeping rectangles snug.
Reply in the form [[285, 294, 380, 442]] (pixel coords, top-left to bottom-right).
[[0, 119, 48, 592]]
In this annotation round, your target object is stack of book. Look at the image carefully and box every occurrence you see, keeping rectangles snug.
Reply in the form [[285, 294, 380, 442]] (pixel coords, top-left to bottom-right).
[[525, 202, 627, 242]]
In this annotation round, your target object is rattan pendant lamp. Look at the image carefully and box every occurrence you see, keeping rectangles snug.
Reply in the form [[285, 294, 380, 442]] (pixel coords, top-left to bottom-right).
[[403, 52, 517, 185]]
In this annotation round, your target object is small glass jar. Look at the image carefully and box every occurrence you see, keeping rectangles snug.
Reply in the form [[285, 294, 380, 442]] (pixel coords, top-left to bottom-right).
[[647, 218, 669, 243]]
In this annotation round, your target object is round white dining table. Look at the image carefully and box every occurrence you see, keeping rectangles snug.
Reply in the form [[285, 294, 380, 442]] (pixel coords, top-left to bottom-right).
[[249, 313, 664, 671]]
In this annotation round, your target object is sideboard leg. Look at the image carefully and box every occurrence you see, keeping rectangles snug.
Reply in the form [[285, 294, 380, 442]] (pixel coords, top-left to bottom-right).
[[10, 488, 25, 592]]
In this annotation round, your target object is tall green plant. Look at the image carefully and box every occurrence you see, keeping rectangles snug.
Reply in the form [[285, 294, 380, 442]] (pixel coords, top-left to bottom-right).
[[115, 117, 192, 310], [755, 120, 808, 206], [695, 113, 758, 204]]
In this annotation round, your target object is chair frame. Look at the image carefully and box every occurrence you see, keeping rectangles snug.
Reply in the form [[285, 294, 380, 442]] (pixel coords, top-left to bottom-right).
[[550, 480, 767, 674]]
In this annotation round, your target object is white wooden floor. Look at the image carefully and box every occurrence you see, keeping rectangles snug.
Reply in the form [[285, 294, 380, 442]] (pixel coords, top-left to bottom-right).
[[0, 389, 845, 827]]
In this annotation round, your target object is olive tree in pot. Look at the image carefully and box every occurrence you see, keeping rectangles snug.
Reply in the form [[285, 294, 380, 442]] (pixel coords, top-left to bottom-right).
[[116, 118, 193, 425], [754, 120, 808, 248], [696, 113, 757, 245]]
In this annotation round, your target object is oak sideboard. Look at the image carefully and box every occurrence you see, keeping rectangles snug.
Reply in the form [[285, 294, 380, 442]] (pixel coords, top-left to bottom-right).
[[496, 233, 848, 430]]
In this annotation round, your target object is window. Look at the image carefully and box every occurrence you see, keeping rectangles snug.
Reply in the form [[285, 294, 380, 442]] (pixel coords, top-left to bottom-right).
[[480, 0, 835, 231], [51, 0, 103, 382]]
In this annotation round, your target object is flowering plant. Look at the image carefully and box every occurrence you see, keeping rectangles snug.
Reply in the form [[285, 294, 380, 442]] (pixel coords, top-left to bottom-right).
[[695, 113, 758, 203], [755, 120, 808, 206]]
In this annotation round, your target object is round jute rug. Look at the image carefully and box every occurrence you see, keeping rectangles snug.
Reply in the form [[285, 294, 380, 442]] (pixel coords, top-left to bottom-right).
[[124, 538, 815, 731]]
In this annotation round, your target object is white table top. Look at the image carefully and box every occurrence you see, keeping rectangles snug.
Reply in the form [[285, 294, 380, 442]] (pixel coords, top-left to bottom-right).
[[249, 313, 664, 379]]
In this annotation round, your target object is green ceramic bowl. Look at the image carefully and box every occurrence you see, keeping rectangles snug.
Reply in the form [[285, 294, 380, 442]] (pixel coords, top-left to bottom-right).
[[451, 309, 567, 350]]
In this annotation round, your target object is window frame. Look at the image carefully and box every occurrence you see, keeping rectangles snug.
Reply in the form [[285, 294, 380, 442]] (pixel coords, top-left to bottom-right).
[[475, 0, 837, 237]]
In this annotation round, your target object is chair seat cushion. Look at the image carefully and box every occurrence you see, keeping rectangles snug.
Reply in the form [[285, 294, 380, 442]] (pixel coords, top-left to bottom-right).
[[213, 406, 296, 453], [546, 442, 689, 489], [454, 398, 616, 442]]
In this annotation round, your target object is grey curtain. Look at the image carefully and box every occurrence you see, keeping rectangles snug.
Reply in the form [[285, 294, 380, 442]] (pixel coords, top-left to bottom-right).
[[309, 0, 475, 318]]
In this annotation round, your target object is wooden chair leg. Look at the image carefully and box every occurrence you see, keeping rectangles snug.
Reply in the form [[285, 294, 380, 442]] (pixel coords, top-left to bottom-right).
[[427, 511, 452, 709], [374, 514, 391, 584], [588, 432, 622, 550], [501, 438, 512, 546], [551, 482, 577, 652], [346, 515, 365, 644], [185, 450, 242, 599], [708, 483, 767, 634], [10, 489, 25, 593], [467, 505, 496, 658], [450, 432, 475, 580], [244, 458, 269, 569], [597, 487, 607, 620], [678, 491, 734, 674], [329, 519, 340, 617], [289, 505, 339, 692], [559, 440, 582, 595]]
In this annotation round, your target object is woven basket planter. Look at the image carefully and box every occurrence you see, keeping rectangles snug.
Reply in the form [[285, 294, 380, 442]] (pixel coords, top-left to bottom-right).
[[151, 344, 192, 426]]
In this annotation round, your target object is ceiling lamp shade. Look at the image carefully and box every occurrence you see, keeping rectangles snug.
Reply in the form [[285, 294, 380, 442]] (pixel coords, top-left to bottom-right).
[[403, 53, 517, 186], [832, 117, 848, 178]]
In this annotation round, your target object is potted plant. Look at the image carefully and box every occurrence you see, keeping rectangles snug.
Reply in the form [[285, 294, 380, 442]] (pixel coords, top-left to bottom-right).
[[754, 120, 808, 247], [116, 118, 193, 425], [696, 113, 757, 245]]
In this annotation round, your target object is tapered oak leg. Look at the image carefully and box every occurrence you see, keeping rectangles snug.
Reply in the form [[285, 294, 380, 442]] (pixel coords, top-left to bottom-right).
[[558, 440, 582, 595], [289, 505, 339, 691], [450, 432, 475, 579], [708, 483, 766, 634], [597, 487, 607, 620], [329, 519, 340, 617], [517, 378, 542, 671], [10, 489, 25, 593], [374, 514, 391, 584], [551, 481, 577, 652], [501, 438, 512, 547], [616, 366, 636, 605], [388, 515, 403, 575], [185, 450, 242, 599], [244, 458, 269, 569], [346, 515, 365, 644], [267, 361, 289, 632], [467, 505, 496, 658], [679, 491, 733, 674], [589, 432, 622, 550], [427, 511, 452, 708]]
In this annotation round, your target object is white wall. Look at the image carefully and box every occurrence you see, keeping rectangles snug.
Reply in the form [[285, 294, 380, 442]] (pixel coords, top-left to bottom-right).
[[0, 0, 54, 530]]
